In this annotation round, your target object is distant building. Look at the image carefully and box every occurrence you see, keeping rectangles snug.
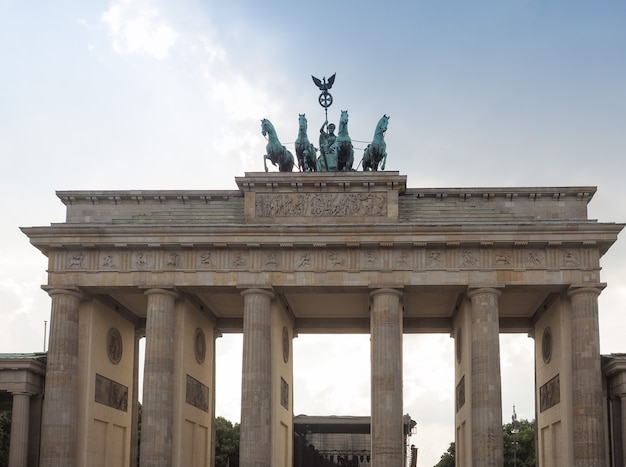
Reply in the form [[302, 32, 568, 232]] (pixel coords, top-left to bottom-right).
[[0, 353, 46, 467], [603, 353, 626, 467], [293, 414, 416, 467]]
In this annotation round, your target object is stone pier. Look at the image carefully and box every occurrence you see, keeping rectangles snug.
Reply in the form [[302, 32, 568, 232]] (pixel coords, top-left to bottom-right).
[[39, 288, 82, 467], [370, 288, 404, 466], [468, 287, 503, 466], [140, 289, 178, 467], [569, 287, 606, 466], [240, 289, 274, 467]]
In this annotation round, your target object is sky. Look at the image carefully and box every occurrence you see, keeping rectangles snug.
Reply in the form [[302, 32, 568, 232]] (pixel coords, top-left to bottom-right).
[[1, 0, 625, 465]]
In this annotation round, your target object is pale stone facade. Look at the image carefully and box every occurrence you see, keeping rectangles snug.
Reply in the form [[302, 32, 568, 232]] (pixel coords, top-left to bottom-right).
[[0, 354, 45, 467], [18, 171, 625, 466]]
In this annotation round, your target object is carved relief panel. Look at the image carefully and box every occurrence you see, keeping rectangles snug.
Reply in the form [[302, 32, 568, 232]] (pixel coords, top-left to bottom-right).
[[53, 246, 594, 279]]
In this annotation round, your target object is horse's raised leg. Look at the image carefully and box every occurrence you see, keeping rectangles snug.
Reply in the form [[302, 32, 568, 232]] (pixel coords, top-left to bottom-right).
[[264, 155, 269, 172], [381, 152, 387, 171]]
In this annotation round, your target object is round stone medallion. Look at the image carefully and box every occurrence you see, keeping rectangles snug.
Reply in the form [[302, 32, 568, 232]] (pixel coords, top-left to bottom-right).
[[282, 327, 290, 363], [456, 327, 462, 364], [195, 328, 206, 364], [542, 327, 552, 364], [107, 327, 123, 365]]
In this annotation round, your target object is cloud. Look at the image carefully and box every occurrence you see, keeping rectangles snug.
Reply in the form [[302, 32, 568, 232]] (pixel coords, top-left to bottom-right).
[[102, 0, 177, 60]]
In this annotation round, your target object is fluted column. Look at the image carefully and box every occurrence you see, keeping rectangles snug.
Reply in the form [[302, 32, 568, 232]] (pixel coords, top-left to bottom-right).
[[140, 289, 178, 467], [130, 327, 144, 467], [370, 288, 403, 466], [8, 392, 31, 467], [40, 288, 82, 467], [240, 288, 273, 467], [568, 286, 606, 466], [211, 330, 220, 467], [468, 287, 503, 466], [620, 394, 626, 467]]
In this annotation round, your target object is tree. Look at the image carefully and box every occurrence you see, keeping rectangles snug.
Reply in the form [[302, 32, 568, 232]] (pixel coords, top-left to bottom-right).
[[433, 442, 455, 467], [503, 419, 535, 467], [0, 412, 11, 467], [215, 416, 239, 467], [136, 402, 141, 467], [433, 420, 536, 467]]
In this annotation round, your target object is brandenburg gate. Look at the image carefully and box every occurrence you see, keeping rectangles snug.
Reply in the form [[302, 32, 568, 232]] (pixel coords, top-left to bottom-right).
[[22, 171, 622, 466]]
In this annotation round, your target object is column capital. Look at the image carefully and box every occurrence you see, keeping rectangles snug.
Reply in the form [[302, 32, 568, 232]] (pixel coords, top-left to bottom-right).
[[369, 287, 403, 299], [567, 284, 605, 298], [144, 288, 178, 299], [467, 286, 503, 298], [135, 326, 146, 339], [240, 288, 274, 299], [43, 287, 83, 300]]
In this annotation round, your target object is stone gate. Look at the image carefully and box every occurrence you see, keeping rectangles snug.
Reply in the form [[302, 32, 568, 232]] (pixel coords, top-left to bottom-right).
[[21, 171, 623, 466]]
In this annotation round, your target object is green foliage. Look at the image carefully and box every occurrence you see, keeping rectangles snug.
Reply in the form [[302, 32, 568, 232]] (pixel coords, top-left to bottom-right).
[[215, 416, 240, 467], [0, 412, 11, 467], [433, 420, 536, 467], [503, 419, 536, 467], [433, 442, 455, 467], [136, 402, 142, 467]]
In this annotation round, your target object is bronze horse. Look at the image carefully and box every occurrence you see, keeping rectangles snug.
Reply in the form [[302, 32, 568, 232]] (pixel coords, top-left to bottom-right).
[[261, 118, 294, 172], [295, 114, 317, 171], [335, 110, 354, 171], [362, 114, 389, 171]]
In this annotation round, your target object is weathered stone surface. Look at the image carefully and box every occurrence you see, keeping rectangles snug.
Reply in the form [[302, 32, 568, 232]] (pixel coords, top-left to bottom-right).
[[20, 172, 624, 467]]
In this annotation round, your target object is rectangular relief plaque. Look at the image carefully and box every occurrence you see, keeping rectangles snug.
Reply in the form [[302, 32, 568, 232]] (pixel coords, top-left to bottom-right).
[[539, 374, 560, 412], [281, 377, 289, 410], [255, 192, 387, 218], [456, 375, 465, 413], [186, 374, 209, 412], [95, 373, 128, 412]]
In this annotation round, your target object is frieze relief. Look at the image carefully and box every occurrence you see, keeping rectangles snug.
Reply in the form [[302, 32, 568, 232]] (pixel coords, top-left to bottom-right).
[[95, 373, 128, 412], [135, 251, 152, 269], [562, 250, 579, 266], [456, 375, 465, 413], [186, 374, 209, 412], [199, 251, 214, 267], [461, 250, 479, 267], [394, 251, 410, 269], [101, 254, 118, 269], [525, 250, 545, 268], [280, 377, 289, 410], [328, 251, 347, 268], [429, 250, 444, 268], [539, 374, 560, 412], [254, 192, 387, 218], [55, 246, 593, 274], [68, 252, 86, 269], [166, 252, 180, 268]]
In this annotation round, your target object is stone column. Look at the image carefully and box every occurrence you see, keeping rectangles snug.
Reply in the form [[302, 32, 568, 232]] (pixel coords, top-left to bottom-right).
[[40, 288, 82, 467], [8, 392, 31, 467], [370, 288, 403, 467], [211, 330, 220, 467], [468, 287, 503, 466], [240, 289, 273, 467], [130, 327, 144, 467], [616, 394, 626, 466], [568, 286, 606, 466], [140, 289, 178, 467]]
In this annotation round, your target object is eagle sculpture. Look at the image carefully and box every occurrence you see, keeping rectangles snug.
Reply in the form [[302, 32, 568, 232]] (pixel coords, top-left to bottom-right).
[[312, 73, 336, 92]]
